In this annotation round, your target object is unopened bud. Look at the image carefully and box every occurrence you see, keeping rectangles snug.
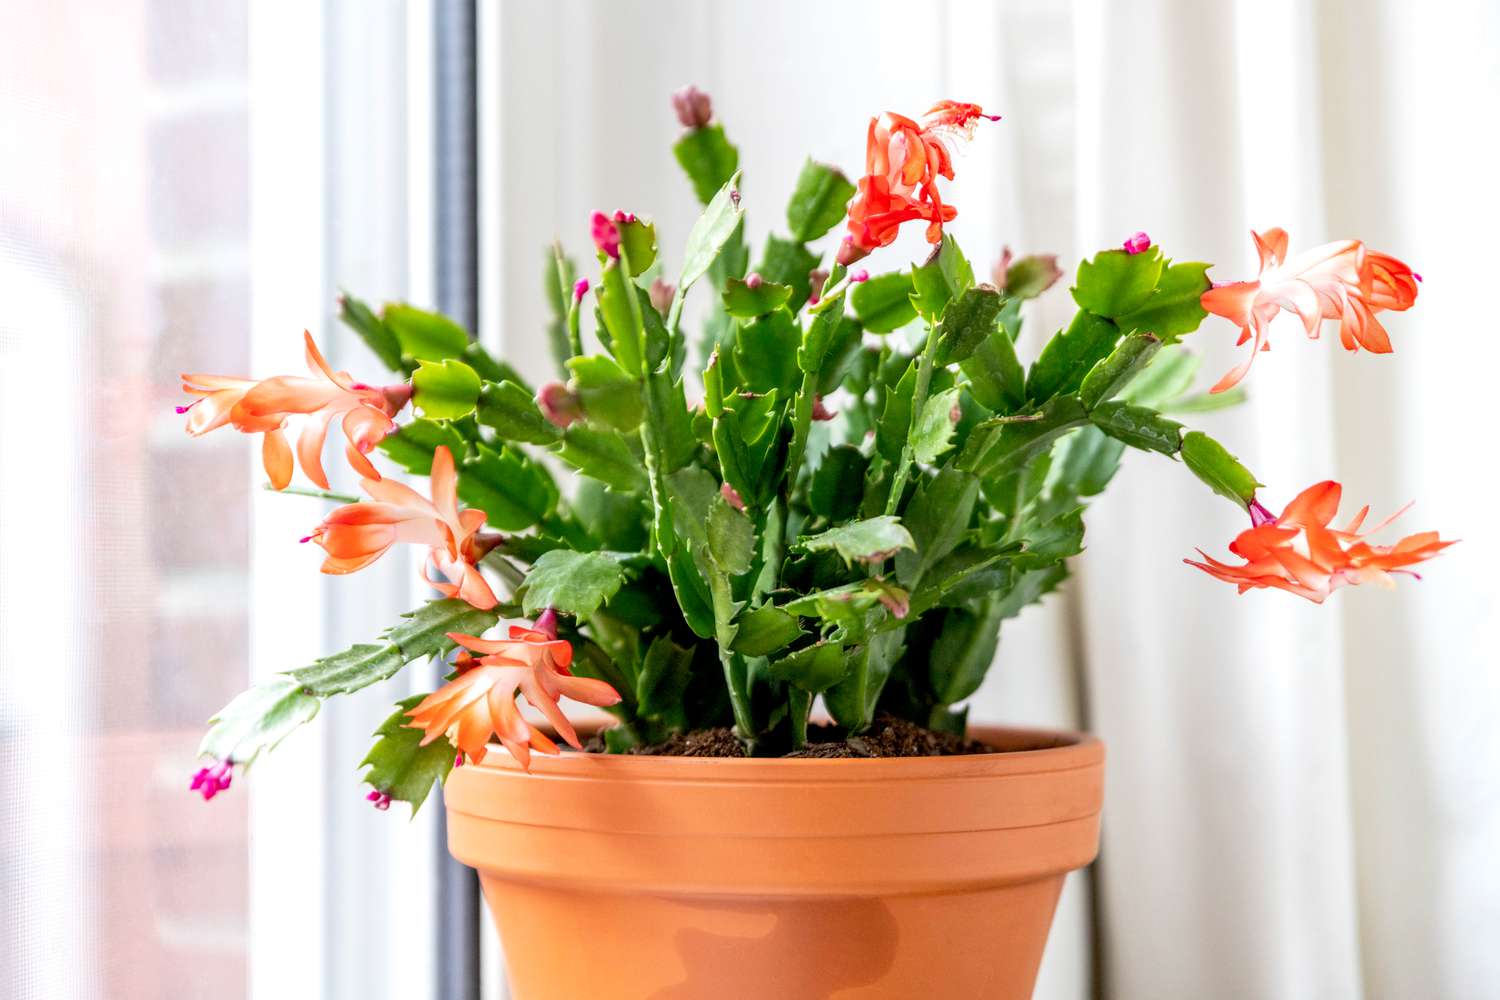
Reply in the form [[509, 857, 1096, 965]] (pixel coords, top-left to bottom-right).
[[537, 382, 583, 429], [671, 85, 714, 129], [836, 236, 870, 267]]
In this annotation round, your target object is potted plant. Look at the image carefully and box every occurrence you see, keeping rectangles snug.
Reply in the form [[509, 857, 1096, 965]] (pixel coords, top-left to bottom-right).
[[181, 89, 1449, 997]]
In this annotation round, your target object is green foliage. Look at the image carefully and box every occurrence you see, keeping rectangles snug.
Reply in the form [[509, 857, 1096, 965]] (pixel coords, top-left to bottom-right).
[[935, 286, 1004, 365], [1027, 312, 1122, 402], [457, 443, 559, 531], [378, 418, 466, 475], [757, 235, 820, 312], [1079, 333, 1161, 409], [1181, 431, 1261, 505], [556, 426, 648, 492], [768, 642, 848, 693], [1002, 255, 1063, 300], [911, 235, 975, 320], [359, 695, 455, 814], [731, 605, 804, 657], [201, 599, 498, 771], [412, 358, 481, 420], [1117, 260, 1212, 341], [674, 124, 739, 204], [543, 248, 577, 375], [961, 326, 1026, 412], [291, 599, 500, 696], [617, 217, 658, 277], [785, 159, 856, 242], [911, 387, 962, 464], [199, 679, 320, 769], [1072, 246, 1164, 318], [679, 172, 745, 292], [850, 271, 917, 333], [383, 303, 470, 362], [567, 354, 644, 432], [795, 516, 915, 566], [475, 381, 561, 444], [722, 276, 793, 318], [521, 549, 627, 615]]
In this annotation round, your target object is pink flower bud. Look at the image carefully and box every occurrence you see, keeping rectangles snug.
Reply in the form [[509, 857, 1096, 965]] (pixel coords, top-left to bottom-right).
[[671, 85, 714, 129], [720, 482, 746, 512], [850, 268, 869, 283], [1122, 231, 1152, 255], [1248, 497, 1276, 527], [991, 247, 1015, 291], [807, 268, 830, 305], [836, 236, 870, 267], [648, 278, 676, 316], [190, 759, 234, 802], [572, 277, 590, 303], [537, 382, 583, 429], [591, 211, 620, 259], [533, 608, 560, 640], [744, 272, 763, 290]]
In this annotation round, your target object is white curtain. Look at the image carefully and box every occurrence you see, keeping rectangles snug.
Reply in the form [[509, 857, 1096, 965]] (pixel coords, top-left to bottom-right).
[[485, 1, 1500, 997]]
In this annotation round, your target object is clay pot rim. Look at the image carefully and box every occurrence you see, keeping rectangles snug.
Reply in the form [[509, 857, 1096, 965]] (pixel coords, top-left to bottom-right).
[[471, 722, 1102, 782]]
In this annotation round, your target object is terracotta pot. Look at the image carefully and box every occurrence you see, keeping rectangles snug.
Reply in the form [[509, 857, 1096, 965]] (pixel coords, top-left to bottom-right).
[[444, 724, 1103, 999]]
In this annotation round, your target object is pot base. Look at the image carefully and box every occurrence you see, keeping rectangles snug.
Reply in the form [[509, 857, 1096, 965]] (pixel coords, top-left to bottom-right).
[[484, 875, 1066, 998]]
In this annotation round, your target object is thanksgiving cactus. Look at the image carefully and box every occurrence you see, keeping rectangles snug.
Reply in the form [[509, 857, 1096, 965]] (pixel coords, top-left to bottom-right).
[[184, 92, 1449, 811]]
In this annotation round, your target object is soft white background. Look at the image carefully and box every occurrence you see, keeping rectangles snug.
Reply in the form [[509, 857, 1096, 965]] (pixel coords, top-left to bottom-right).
[[2, 1, 1496, 998]]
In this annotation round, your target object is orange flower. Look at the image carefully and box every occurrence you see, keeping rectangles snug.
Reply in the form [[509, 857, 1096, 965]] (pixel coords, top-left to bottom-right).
[[1201, 229, 1421, 392], [181, 331, 412, 489], [1186, 480, 1454, 603], [405, 621, 621, 769], [307, 445, 498, 610], [840, 101, 999, 264]]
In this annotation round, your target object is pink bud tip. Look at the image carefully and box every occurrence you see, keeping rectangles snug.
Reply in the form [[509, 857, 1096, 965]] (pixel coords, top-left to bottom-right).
[[1247, 497, 1276, 527], [1122, 231, 1152, 255], [298, 535, 313, 544], [572, 277, 590, 302], [366, 790, 381, 801], [982, 113, 1002, 121], [744, 272, 763, 290], [850, 268, 869, 283], [1413, 272, 1423, 282], [590, 211, 621, 259], [671, 85, 714, 129], [454, 753, 465, 768], [190, 760, 234, 801], [174, 404, 193, 414], [367, 789, 393, 811], [720, 482, 746, 512], [611, 210, 637, 224], [533, 608, 560, 640]]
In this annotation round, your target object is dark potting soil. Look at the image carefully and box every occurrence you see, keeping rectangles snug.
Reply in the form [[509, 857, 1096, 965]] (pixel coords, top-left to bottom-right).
[[591, 713, 996, 759]]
